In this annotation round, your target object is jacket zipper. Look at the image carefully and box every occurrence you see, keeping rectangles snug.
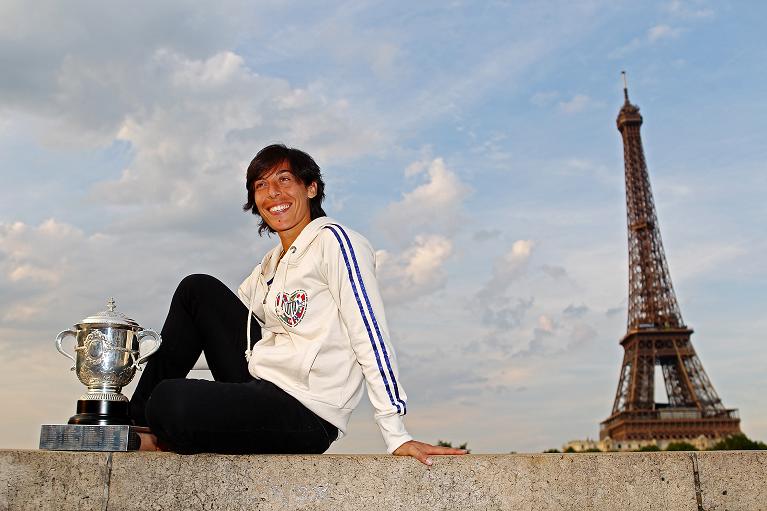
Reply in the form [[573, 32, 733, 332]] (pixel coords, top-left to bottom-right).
[[263, 248, 290, 305]]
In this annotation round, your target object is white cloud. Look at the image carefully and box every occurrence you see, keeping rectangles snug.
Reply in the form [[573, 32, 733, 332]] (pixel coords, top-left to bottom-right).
[[473, 239, 535, 312], [404, 159, 429, 177], [663, 1, 715, 19], [0, 219, 86, 326], [559, 94, 597, 114], [537, 314, 555, 333], [8, 264, 59, 285], [377, 157, 471, 244], [403, 236, 453, 286], [0, 1, 253, 144], [0, 1, 389, 158], [168, 50, 246, 87], [377, 234, 453, 303], [498, 240, 535, 281], [610, 22, 686, 59], [467, 236, 616, 363], [647, 24, 684, 42], [64, 45, 389, 238]]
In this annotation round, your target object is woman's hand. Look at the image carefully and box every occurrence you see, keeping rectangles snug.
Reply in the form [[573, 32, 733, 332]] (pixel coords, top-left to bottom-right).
[[392, 440, 467, 466]]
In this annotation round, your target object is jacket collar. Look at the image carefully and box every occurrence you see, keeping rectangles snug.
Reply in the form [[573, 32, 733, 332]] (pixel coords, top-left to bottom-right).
[[260, 216, 337, 272]]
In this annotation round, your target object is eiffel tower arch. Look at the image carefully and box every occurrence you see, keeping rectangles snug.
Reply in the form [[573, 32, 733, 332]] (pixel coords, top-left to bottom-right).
[[600, 74, 740, 445]]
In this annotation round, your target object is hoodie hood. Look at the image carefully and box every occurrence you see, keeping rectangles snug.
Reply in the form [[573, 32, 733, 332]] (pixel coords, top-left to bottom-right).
[[256, 217, 337, 278], [281, 216, 337, 266]]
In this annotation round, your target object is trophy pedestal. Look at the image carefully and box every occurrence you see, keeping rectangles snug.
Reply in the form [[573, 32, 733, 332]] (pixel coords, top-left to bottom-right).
[[68, 399, 132, 426], [39, 424, 147, 451], [40, 397, 145, 451]]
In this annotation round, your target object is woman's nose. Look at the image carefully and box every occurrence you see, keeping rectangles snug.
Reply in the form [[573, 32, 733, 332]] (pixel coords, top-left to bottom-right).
[[267, 181, 281, 198]]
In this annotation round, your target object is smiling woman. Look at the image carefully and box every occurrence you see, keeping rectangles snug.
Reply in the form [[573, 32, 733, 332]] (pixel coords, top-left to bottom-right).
[[242, 144, 326, 239], [128, 144, 466, 465]]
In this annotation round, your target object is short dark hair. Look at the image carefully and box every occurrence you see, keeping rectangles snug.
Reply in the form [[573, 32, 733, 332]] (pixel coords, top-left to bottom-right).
[[243, 144, 326, 235]]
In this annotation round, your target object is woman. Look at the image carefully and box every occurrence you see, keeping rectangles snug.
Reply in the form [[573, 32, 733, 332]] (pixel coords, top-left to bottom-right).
[[130, 144, 464, 465]]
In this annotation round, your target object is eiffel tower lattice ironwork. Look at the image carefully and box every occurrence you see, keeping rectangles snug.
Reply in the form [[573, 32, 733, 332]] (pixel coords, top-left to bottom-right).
[[600, 74, 740, 444]]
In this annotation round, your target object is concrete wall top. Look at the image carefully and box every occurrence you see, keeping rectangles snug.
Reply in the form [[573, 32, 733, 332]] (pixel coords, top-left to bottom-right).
[[0, 449, 764, 510]]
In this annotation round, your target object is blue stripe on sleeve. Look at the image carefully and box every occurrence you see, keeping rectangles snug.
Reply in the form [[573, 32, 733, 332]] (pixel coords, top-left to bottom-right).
[[329, 224, 407, 414], [323, 225, 402, 414]]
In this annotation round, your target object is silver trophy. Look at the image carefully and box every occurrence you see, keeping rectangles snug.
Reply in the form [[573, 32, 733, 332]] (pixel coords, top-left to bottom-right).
[[40, 298, 161, 451]]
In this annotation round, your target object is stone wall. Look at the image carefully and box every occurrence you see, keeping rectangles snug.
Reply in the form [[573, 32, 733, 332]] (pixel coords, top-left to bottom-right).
[[1, 449, 764, 510]]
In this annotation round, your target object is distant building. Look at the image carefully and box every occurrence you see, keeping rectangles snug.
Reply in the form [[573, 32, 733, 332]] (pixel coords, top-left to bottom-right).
[[563, 435, 714, 452]]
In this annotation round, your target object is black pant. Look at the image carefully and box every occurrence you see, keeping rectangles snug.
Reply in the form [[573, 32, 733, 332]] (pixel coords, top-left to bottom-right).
[[129, 274, 337, 454]]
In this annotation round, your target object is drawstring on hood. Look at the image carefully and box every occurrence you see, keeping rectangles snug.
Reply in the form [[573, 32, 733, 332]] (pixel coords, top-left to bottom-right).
[[275, 246, 297, 317], [245, 286, 255, 362], [244, 243, 281, 362]]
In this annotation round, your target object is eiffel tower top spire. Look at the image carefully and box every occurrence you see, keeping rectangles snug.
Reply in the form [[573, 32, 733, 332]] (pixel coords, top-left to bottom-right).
[[618, 71, 642, 128], [622, 70, 629, 103], [616, 73, 684, 330]]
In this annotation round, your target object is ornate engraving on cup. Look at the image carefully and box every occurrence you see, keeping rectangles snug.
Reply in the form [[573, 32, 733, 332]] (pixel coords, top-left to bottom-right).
[[73, 328, 137, 401], [55, 299, 162, 404]]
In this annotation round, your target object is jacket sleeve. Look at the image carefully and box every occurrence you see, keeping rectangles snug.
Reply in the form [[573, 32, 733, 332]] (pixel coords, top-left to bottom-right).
[[237, 264, 261, 309], [320, 225, 412, 453]]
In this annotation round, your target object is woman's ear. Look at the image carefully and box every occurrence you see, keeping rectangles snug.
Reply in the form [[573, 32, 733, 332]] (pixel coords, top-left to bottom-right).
[[307, 182, 318, 199]]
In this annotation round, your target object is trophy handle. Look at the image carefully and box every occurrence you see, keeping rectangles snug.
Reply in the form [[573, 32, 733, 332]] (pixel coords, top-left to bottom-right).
[[55, 329, 78, 371], [134, 329, 162, 369]]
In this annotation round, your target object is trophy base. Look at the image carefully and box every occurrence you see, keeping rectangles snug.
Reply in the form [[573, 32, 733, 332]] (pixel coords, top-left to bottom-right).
[[68, 399, 132, 426], [39, 424, 147, 451]]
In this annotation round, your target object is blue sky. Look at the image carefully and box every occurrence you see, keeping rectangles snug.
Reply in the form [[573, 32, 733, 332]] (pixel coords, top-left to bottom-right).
[[1, 0, 765, 452]]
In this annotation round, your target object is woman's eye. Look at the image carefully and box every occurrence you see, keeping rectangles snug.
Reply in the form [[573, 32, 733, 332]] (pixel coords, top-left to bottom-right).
[[254, 182, 266, 190]]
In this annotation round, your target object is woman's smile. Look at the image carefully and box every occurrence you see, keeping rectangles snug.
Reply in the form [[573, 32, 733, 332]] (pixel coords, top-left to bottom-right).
[[268, 203, 291, 214]]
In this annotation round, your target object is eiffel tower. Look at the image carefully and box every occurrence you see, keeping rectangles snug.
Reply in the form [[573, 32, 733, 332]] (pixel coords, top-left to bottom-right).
[[600, 73, 740, 446]]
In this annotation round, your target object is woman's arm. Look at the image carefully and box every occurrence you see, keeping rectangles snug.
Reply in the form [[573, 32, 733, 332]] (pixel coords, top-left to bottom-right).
[[321, 225, 410, 450], [321, 225, 466, 464]]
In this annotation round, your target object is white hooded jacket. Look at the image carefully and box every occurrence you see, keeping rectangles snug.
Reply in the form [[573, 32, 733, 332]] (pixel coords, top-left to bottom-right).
[[237, 217, 412, 453]]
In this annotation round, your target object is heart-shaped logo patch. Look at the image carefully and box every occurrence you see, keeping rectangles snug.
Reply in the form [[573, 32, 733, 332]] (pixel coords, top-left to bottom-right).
[[275, 289, 308, 327]]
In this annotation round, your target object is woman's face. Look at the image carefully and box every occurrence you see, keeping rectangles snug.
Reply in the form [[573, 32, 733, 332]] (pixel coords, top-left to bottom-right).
[[254, 160, 317, 244]]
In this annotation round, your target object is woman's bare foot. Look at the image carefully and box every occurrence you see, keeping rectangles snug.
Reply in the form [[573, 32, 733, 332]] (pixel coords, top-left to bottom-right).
[[137, 431, 162, 451]]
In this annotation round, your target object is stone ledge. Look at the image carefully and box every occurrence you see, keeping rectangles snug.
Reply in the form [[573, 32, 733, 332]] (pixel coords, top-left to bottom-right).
[[1, 449, 764, 510]]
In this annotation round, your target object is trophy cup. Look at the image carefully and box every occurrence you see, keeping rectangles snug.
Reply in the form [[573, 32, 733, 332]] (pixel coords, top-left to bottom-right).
[[39, 298, 162, 451]]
